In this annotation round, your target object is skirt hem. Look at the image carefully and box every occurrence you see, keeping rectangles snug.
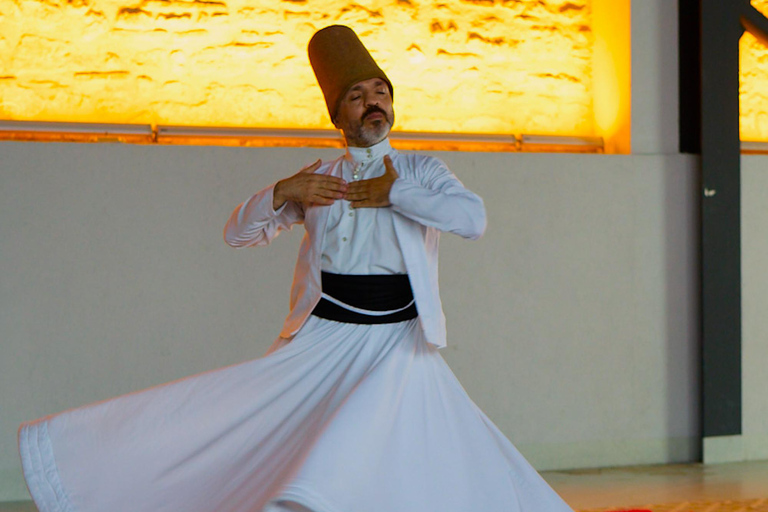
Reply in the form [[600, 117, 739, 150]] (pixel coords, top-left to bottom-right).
[[275, 481, 346, 512], [19, 421, 76, 512]]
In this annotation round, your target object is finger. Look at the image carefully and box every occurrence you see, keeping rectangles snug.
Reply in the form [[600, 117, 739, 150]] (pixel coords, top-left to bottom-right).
[[313, 179, 347, 193], [344, 190, 369, 201], [346, 181, 370, 193], [307, 176, 347, 193], [300, 159, 322, 174], [344, 188, 364, 199], [309, 195, 335, 206], [316, 175, 347, 186], [319, 189, 346, 200], [383, 155, 399, 177], [316, 180, 348, 193], [345, 186, 362, 196], [314, 189, 345, 200]]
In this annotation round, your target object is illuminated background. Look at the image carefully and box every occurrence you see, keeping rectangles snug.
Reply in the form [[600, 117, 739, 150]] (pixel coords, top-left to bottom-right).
[[4, 0, 768, 146], [0, 0, 635, 146]]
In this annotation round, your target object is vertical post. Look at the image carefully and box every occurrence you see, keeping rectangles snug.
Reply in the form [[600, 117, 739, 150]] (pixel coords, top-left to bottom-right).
[[679, 0, 700, 154], [699, 0, 744, 462]]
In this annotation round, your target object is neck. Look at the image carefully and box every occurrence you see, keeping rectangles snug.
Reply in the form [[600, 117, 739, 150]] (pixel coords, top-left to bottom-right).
[[344, 135, 387, 148], [344, 138, 392, 162]]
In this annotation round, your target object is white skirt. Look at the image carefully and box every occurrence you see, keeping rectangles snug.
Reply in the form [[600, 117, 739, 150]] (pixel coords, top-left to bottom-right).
[[19, 317, 574, 512]]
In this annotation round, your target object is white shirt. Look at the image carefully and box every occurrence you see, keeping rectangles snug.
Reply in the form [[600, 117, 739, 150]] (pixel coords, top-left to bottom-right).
[[224, 139, 487, 348], [320, 139, 406, 275]]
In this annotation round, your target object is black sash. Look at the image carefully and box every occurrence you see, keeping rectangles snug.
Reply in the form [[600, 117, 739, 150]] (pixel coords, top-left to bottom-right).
[[311, 272, 418, 324]]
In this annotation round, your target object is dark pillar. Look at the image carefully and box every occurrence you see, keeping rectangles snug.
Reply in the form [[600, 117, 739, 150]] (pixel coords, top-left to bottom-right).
[[679, 0, 700, 154], [697, 0, 768, 448], [699, 0, 744, 440]]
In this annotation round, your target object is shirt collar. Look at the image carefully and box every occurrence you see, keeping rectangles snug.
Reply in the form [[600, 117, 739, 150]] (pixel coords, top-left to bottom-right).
[[344, 137, 394, 165]]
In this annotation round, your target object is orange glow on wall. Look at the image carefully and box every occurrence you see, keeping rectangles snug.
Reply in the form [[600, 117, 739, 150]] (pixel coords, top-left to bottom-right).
[[591, 0, 630, 154], [742, 1, 768, 142], [0, 0, 631, 151]]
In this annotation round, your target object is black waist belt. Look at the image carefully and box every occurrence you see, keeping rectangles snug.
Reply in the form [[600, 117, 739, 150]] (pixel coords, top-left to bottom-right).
[[311, 272, 418, 324]]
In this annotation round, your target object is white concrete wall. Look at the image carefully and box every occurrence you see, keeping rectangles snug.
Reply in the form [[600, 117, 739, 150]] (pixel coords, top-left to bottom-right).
[[0, 143, 700, 500], [742, 156, 768, 461], [631, 0, 680, 155]]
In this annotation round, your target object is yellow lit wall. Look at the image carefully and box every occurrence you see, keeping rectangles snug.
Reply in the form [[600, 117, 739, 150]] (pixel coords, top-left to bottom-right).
[[742, 0, 768, 141], [0, 0, 632, 148], [591, 0, 630, 154]]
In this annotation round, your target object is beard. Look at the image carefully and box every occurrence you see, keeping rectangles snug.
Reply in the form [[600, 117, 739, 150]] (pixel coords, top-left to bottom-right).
[[345, 106, 395, 147]]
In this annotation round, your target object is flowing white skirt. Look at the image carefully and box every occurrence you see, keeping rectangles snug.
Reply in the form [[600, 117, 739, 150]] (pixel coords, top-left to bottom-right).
[[19, 317, 573, 512]]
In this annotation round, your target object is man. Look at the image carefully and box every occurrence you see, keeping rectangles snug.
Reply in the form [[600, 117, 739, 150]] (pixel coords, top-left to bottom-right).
[[18, 25, 573, 512], [225, 25, 486, 353], [224, 25, 573, 512]]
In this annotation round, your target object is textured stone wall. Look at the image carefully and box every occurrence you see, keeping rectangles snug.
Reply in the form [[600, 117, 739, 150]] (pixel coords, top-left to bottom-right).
[[741, 0, 768, 141], [0, 0, 594, 136]]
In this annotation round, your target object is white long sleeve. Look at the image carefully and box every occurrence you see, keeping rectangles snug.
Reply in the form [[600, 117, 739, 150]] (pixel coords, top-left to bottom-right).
[[389, 155, 486, 240], [223, 184, 305, 248]]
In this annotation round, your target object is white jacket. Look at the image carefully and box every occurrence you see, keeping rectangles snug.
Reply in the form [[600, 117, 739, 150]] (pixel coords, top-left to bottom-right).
[[224, 145, 486, 348]]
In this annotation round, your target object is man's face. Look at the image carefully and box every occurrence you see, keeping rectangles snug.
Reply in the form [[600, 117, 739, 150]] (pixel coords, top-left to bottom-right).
[[333, 77, 394, 148]]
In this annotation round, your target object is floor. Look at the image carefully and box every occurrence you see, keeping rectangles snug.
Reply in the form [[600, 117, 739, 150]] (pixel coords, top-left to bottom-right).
[[545, 460, 768, 510], [2, 461, 767, 511]]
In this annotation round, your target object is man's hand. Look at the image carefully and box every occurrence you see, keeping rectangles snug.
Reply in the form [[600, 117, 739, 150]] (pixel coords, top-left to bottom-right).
[[345, 155, 399, 208], [273, 159, 348, 210]]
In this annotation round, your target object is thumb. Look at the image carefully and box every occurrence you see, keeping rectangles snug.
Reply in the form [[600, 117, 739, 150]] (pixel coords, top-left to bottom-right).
[[300, 159, 322, 174], [383, 155, 399, 178]]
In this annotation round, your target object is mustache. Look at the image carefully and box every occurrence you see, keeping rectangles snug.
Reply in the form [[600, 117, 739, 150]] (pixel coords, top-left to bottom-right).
[[362, 105, 388, 121]]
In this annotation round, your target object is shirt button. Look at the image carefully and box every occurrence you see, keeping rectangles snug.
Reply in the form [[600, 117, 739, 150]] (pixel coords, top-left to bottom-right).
[[348, 212, 354, 217], [342, 237, 348, 242]]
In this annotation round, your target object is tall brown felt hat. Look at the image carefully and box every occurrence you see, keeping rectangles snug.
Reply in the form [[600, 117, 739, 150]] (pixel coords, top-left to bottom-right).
[[308, 25, 393, 121]]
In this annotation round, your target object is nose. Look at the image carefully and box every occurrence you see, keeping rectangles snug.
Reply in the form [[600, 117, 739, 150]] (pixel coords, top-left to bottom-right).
[[364, 92, 379, 107]]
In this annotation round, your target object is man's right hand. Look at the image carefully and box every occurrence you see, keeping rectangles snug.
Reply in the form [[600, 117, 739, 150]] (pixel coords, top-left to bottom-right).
[[272, 159, 347, 210]]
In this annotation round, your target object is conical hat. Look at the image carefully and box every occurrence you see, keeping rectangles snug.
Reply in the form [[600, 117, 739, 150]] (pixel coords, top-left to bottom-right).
[[308, 25, 393, 121]]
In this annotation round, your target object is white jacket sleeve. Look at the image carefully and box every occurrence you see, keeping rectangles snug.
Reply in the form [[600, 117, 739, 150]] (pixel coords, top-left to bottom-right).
[[388, 157, 486, 240], [223, 183, 305, 248]]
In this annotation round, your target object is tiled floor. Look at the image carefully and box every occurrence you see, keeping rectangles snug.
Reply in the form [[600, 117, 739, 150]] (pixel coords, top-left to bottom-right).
[[2, 461, 768, 511]]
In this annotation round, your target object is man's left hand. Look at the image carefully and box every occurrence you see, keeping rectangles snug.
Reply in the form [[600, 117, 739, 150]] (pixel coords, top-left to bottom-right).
[[345, 155, 399, 208]]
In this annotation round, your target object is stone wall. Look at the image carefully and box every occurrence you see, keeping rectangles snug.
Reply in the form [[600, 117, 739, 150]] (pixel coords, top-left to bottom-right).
[[0, 0, 594, 134]]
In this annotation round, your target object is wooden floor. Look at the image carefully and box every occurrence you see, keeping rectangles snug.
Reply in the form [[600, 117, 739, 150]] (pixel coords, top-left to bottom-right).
[[3, 460, 768, 511], [545, 460, 768, 510]]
